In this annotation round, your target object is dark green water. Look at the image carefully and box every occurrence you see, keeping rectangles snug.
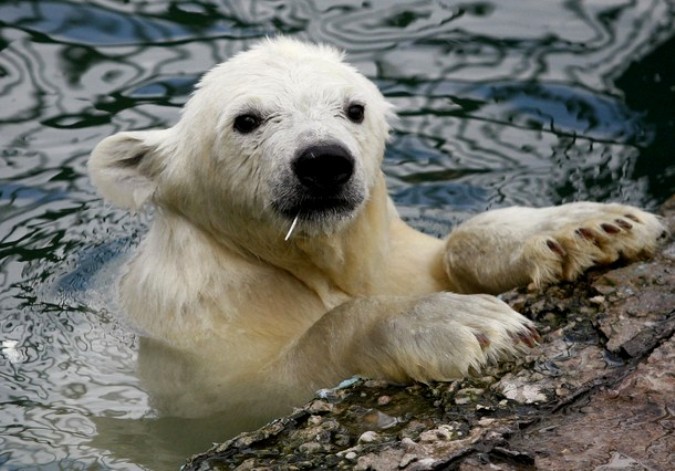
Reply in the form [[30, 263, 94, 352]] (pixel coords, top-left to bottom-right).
[[0, 1, 673, 469]]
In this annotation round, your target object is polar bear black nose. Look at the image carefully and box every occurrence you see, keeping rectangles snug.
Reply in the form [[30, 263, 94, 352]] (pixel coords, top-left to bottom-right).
[[293, 144, 355, 192]]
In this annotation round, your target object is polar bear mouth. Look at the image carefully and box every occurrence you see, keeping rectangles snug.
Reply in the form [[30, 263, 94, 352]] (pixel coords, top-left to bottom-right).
[[272, 191, 364, 223]]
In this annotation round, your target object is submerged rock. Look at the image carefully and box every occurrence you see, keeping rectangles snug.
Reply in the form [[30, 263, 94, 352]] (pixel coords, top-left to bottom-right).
[[184, 198, 675, 471]]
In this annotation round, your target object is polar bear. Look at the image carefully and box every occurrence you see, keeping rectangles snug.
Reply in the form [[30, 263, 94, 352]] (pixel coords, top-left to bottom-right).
[[89, 38, 666, 431]]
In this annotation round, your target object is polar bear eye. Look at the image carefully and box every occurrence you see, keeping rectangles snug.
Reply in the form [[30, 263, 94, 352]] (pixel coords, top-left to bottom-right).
[[233, 114, 262, 134], [346, 103, 365, 124]]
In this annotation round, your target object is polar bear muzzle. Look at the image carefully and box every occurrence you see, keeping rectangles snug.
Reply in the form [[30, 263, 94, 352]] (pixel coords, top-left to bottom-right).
[[271, 142, 365, 224]]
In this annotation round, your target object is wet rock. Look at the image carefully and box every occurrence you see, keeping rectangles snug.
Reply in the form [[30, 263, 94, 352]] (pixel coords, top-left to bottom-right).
[[358, 431, 381, 444], [184, 201, 675, 471], [454, 387, 485, 405], [508, 337, 675, 470], [498, 376, 549, 404], [594, 259, 675, 356]]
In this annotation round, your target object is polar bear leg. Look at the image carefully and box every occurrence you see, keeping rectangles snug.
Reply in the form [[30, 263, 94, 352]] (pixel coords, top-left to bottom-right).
[[279, 292, 537, 390], [444, 202, 668, 294]]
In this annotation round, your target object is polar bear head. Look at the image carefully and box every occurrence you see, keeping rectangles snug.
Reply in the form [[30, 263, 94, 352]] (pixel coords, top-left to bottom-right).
[[89, 38, 394, 242]]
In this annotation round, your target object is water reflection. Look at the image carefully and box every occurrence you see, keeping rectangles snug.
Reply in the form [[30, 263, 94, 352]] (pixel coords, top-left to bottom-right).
[[617, 34, 675, 205], [0, 0, 673, 469]]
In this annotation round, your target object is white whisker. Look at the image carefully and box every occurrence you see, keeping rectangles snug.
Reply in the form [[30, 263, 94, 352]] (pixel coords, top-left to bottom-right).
[[284, 213, 300, 241]]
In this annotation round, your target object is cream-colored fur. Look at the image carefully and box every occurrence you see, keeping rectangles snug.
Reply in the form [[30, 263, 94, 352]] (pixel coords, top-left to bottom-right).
[[88, 38, 666, 434]]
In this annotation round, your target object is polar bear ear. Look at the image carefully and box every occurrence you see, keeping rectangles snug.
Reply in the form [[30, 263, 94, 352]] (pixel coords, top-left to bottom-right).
[[88, 130, 166, 211]]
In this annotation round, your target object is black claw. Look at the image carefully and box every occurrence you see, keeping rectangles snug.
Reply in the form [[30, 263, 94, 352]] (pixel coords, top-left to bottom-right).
[[576, 227, 601, 247], [547, 239, 566, 256], [511, 327, 539, 348], [475, 333, 490, 351], [518, 332, 537, 348], [601, 223, 620, 234], [615, 219, 633, 230], [576, 227, 595, 240]]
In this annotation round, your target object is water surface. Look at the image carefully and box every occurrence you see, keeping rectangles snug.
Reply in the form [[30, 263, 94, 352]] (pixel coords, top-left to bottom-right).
[[0, 0, 673, 469]]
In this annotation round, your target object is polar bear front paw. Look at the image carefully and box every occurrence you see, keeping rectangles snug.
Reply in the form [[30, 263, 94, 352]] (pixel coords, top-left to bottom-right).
[[372, 293, 538, 383], [524, 204, 668, 288]]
